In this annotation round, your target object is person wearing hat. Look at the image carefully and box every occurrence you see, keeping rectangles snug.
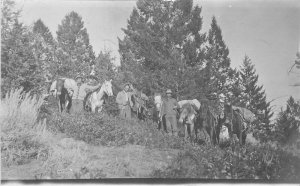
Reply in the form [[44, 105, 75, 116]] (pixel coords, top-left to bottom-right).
[[161, 89, 180, 136], [69, 74, 101, 114], [116, 83, 134, 119]]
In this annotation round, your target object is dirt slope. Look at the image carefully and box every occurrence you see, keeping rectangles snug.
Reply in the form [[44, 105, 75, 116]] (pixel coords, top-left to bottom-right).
[[2, 139, 180, 179]]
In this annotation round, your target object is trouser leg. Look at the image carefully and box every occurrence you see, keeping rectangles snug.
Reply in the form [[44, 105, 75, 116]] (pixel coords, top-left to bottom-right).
[[170, 116, 178, 136], [120, 108, 125, 118], [125, 105, 131, 119], [71, 100, 82, 114], [165, 116, 172, 135], [166, 116, 177, 136]]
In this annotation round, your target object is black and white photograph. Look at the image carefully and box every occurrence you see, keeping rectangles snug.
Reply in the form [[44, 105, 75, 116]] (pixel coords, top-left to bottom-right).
[[1, 0, 300, 182]]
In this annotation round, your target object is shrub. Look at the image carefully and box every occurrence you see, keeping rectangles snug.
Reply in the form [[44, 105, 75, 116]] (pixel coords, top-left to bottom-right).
[[1, 88, 52, 166], [47, 111, 187, 150], [151, 142, 300, 180]]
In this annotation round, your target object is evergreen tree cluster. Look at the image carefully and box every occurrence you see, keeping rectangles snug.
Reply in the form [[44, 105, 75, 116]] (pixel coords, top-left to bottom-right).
[[273, 97, 300, 144], [1, 1, 109, 97], [118, 0, 274, 131], [3, 0, 292, 141]]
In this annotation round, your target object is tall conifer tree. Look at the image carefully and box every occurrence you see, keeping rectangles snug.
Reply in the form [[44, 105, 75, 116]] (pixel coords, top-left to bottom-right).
[[32, 19, 57, 85], [237, 56, 274, 140], [274, 97, 300, 144], [119, 0, 206, 97], [56, 11, 95, 78], [204, 16, 232, 96]]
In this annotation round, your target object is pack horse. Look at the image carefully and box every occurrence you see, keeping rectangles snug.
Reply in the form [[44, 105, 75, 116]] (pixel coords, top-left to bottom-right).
[[84, 79, 114, 113], [178, 99, 201, 141], [50, 78, 77, 113]]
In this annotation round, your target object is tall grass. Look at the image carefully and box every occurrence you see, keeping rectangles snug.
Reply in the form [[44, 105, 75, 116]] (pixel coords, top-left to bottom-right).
[[1, 88, 43, 132], [1, 88, 52, 166]]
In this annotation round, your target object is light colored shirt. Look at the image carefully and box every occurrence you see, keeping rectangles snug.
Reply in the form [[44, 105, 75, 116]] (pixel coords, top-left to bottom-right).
[[116, 90, 132, 107]]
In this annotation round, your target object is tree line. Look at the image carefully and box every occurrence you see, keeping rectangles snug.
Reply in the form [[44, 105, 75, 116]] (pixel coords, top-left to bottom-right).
[[1, 0, 299, 145]]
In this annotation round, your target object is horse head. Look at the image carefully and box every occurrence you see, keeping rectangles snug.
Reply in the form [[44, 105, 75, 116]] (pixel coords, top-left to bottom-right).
[[154, 93, 162, 108], [102, 79, 113, 96], [179, 103, 196, 125]]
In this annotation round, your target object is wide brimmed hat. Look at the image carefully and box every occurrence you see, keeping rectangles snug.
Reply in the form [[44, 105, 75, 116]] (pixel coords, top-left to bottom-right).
[[166, 89, 172, 94], [124, 82, 131, 87], [75, 75, 83, 80]]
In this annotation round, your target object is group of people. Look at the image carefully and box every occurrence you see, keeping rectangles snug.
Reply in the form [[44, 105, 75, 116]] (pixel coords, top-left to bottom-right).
[[115, 83, 180, 135], [115, 83, 228, 137], [49, 74, 262, 145], [50, 74, 102, 114], [116, 83, 148, 119]]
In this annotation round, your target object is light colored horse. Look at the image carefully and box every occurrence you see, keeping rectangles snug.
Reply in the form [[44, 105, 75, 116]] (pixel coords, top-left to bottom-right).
[[85, 79, 113, 113], [178, 99, 201, 110], [154, 93, 163, 118], [154, 93, 164, 129], [178, 102, 199, 141], [50, 78, 76, 97]]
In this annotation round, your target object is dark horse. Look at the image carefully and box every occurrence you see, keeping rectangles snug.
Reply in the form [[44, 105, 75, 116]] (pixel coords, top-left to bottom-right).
[[55, 79, 72, 113], [131, 93, 149, 121], [218, 104, 248, 145], [197, 101, 219, 145]]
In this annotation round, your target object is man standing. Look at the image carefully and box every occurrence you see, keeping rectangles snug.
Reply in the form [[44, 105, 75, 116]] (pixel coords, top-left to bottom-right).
[[161, 89, 180, 136], [70, 74, 101, 114], [116, 83, 133, 119]]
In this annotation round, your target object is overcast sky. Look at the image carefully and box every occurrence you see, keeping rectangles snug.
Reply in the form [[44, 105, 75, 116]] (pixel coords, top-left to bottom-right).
[[15, 0, 300, 117]]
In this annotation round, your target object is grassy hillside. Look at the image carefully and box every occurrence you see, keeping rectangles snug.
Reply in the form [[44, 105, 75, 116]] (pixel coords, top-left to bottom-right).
[[1, 90, 300, 181]]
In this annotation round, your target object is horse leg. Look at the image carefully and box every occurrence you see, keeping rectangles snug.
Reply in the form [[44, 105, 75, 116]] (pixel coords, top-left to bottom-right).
[[210, 118, 216, 146], [184, 124, 189, 141], [91, 104, 96, 113], [210, 126, 214, 146], [58, 98, 63, 113], [190, 123, 195, 143], [239, 127, 243, 145], [194, 126, 198, 142], [203, 127, 210, 145], [98, 106, 103, 113], [242, 131, 247, 145], [67, 97, 72, 113]]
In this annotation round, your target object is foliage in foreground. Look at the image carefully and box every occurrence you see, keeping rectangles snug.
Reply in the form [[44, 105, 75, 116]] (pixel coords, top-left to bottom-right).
[[151, 143, 300, 180], [47, 111, 186, 150], [2, 93, 300, 180], [44, 104, 300, 180], [1, 88, 51, 167]]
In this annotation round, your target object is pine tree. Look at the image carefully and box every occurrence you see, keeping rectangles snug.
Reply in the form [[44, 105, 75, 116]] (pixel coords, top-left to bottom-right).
[[94, 50, 116, 82], [1, 20, 44, 95], [119, 0, 206, 97], [33, 19, 54, 45], [56, 11, 95, 78], [1, 0, 20, 39], [32, 19, 57, 86], [274, 97, 300, 144], [237, 55, 274, 139], [204, 16, 232, 96]]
